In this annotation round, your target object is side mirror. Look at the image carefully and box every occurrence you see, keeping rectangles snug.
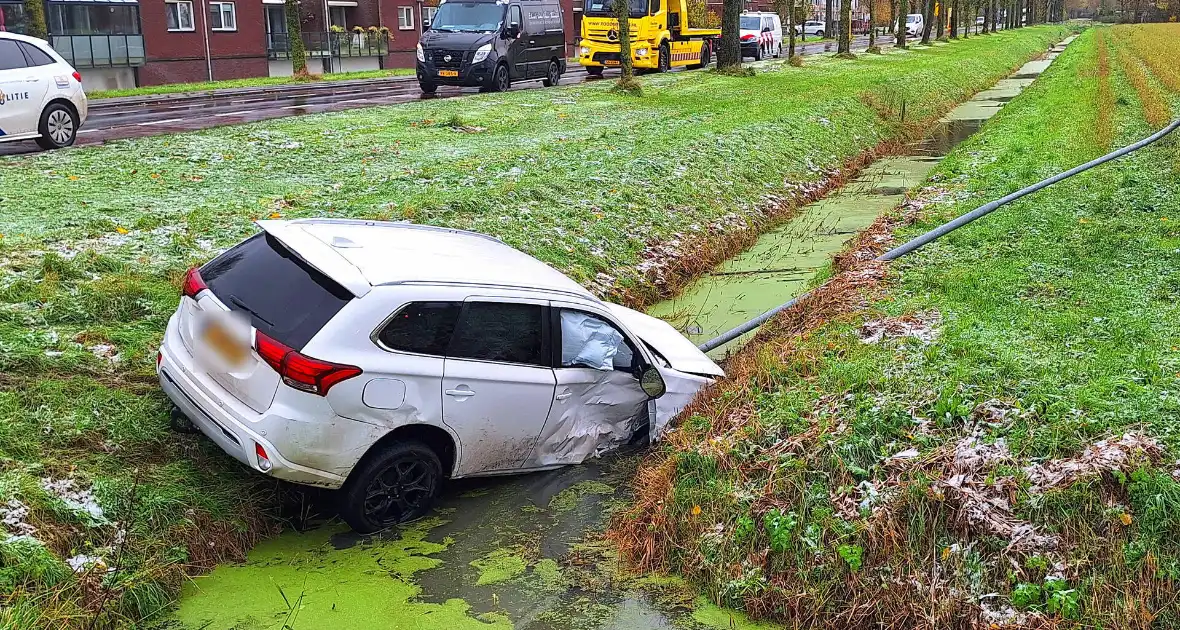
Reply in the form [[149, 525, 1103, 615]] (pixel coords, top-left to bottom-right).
[[639, 366, 666, 399], [505, 22, 520, 38]]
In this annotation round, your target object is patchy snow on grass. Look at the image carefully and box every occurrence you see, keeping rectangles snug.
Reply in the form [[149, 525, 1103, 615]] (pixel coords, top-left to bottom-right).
[[0, 499, 36, 538], [41, 478, 107, 523], [1024, 433, 1161, 493], [66, 554, 111, 573], [859, 310, 942, 345]]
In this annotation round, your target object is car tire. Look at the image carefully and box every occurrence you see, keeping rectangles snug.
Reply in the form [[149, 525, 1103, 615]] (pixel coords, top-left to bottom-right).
[[753, 43, 763, 61], [35, 103, 77, 151], [419, 81, 437, 94], [586, 65, 604, 77], [687, 41, 710, 69], [542, 60, 561, 87], [488, 63, 510, 92], [338, 439, 443, 534], [776, 43, 783, 58], [816, 30, 825, 38], [657, 42, 671, 73]]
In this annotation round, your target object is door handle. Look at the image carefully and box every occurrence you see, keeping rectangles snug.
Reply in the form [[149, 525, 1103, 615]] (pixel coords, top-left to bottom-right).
[[445, 387, 475, 398], [555, 391, 573, 401]]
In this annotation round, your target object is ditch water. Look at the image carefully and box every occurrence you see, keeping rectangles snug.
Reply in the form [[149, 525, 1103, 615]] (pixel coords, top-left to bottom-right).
[[169, 40, 1072, 630]]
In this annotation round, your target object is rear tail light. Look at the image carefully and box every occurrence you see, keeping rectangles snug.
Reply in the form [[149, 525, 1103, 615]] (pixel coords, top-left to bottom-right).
[[181, 267, 207, 299], [255, 443, 272, 472], [255, 331, 361, 396], [72, 71, 82, 83]]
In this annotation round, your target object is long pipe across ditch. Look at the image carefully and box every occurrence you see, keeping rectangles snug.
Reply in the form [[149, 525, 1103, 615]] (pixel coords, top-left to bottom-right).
[[698, 117, 1180, 353]]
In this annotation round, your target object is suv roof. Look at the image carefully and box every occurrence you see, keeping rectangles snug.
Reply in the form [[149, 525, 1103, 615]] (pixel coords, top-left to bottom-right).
[[259, 219, 596, 301]]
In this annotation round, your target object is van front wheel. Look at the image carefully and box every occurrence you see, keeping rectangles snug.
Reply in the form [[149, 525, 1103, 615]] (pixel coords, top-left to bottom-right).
[[339, 440, 442, 533], [489, 63, 510, 92], [542, 60, 561, 87]]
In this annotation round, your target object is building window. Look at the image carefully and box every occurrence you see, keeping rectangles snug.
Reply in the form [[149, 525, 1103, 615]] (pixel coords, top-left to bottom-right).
[[209, 1, 237, 31], [48, 3, 140, 35], [421, 6, 437, 28], [0, 2, 29, 35], [166, 0, 195, 31], [398, 5, 413, 30], [329, 6, 347, 28]]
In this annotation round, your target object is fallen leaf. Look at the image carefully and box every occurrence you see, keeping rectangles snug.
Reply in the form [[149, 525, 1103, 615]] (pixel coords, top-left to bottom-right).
[[67, 175, 79, 181], [691, 505, 701, 516], [115, 227, 129, 235], [268, 212, 283, 219], [1120, 513, 1133, 526]]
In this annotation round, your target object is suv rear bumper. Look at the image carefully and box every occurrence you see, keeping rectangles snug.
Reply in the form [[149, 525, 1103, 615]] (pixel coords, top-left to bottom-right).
[[158, 316, 352, 489]]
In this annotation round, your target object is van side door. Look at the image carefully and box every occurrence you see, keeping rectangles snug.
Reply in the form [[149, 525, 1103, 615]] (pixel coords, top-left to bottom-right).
[[527, 3, 563, 77], [505, 4, 529, 79]]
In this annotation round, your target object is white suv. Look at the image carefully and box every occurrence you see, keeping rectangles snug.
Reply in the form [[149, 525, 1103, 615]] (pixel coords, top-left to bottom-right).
[[0, 32, 87, 150], [158, 219, 724, 532]]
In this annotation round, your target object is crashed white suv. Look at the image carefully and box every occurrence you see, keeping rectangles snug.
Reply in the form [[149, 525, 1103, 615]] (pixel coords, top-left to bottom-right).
[[158, 219, 723, 532]]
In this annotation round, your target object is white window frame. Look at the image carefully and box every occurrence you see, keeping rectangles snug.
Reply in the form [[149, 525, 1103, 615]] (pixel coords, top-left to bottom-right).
[[421, 5, 437, 28], [209, 1, 238, 32], [165, 0, 196, 32], [398, 5, 414, 30]]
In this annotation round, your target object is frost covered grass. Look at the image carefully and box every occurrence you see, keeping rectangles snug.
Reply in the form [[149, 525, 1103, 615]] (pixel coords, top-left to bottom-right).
[[0, 26, 1070, 628], [615, 27, 1180, 629], [85, 68, 416, 100]]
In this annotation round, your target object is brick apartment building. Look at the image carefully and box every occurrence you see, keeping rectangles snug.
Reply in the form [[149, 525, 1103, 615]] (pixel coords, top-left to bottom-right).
[[0, 0, 576, 88]]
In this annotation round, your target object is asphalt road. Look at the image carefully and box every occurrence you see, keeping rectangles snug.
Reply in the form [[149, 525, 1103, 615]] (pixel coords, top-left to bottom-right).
[[0, 35, 892, 156]]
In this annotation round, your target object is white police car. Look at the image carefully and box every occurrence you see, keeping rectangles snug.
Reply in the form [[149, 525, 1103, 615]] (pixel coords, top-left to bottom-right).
[[0, 31, 87, 150]]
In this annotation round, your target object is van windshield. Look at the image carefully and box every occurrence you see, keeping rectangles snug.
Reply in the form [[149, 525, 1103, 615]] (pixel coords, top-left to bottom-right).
[[740, 16, 760, 29], [429, 2, 505, 32], [906, 14, 921, 22], [585, 0, 647, 18]]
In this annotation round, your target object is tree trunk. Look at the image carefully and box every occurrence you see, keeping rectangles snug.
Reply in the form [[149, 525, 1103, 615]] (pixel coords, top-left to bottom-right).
[[936, 0, 945, 38], [286, 0, 308, 75], [896, 0, 907, 46], [825, 0, 834, 37], [869, 0, 877, 47], [787, 0, 798, 56], [615, 0, 634, 80], [921, 0, 933, 42], [717, 0, 743, 68], [838, 0, 852, 52], [950, 0, 959, 36]]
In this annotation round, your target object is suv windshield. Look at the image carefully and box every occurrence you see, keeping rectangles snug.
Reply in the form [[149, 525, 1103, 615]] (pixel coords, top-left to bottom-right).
[[428, 2, 505, 32], [201, 233, 353, 350], [585, 0, 646, 18], [740, 16, 760, 29]]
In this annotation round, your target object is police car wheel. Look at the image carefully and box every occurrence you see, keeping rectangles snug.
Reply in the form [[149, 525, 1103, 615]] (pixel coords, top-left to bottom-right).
[[36, 103, 77, 151]]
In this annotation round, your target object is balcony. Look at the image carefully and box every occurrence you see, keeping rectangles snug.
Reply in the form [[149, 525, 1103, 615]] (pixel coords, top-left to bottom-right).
[[266, 31, 389, 60], [49, 34, 145, 68]]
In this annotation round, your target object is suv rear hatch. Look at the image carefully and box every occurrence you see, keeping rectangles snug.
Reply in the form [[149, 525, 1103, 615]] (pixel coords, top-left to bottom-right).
[[177, 233, 354, 412]]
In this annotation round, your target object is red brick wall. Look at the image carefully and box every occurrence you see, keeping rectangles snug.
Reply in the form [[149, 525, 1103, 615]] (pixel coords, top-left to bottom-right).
[[381, 0, 421, 63], [139, 0, 270, 85]]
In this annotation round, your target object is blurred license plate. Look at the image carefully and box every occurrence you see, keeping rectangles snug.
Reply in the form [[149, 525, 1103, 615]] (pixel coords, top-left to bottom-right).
[[604, 60, 620, 66], [438, 70, 459, 77], [202, 320, 247, 366]]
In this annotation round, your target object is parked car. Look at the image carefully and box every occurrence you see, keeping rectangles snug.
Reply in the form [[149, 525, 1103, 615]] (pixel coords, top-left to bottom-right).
[[795, 20, 826, 37], [0, 32, 87, 150], [159, 219, 724, 533], [905, 13, 925, 37], [415, 0, 566, 94], [976, 15, 986, 25], [740, 12, 782, 60]]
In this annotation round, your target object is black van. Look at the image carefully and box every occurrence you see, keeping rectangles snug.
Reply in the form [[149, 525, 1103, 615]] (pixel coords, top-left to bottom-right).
[[415, 0, 566, 93]]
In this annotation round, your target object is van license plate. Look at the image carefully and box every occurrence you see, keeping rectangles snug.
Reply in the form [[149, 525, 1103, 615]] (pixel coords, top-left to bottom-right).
[[201, 320, 248, 367], [603, 60, 620, 66], [438, 70, 459, 77]]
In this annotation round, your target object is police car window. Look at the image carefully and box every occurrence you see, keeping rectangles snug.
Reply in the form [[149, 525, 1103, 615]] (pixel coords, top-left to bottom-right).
[[0, 40, 28, 71], [19, 42, 55, 67]]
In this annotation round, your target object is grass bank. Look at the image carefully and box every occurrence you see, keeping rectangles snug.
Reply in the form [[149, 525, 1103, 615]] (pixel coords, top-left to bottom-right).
[[0, 26, 1069, 628], [614, 25, 1180, 629], [86, 68, 415, 100]]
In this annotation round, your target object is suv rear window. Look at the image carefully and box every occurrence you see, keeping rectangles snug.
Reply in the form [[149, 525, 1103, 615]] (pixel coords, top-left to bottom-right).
[[201, 233, 352, 350]]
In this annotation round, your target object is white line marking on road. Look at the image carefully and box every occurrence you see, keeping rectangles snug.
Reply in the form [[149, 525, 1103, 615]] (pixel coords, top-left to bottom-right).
[[214, 110, 253, 117], [137, 118, 184, 126], [336, 98, 371, 104], [78, 129, 98, 134]]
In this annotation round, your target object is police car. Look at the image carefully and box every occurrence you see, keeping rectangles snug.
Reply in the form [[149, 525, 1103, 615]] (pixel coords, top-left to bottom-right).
[[0, 32, 87, 150]]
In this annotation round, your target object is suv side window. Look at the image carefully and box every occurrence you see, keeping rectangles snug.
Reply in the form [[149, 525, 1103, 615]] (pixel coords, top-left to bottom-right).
[[377, 301, 463, 355], [19, 42, 55, 67], [0, 39, 28, 71], [448, 302, 547, 366]]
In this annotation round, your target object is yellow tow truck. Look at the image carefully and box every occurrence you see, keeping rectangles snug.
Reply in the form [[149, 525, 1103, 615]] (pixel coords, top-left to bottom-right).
[[577, 0, 720, 76]]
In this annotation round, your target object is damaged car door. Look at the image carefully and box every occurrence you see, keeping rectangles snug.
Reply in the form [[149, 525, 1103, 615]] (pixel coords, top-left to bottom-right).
[[529, 306, 650, 467], [442, 298, 556, 474]]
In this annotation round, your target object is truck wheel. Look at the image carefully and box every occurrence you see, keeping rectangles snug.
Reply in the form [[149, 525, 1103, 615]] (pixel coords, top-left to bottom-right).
[[657, 42, 671, 73], [35, 103, 78, 151], [489, 63, 510, 92], [586, 65, 604, 77], [339, 440, 442, 533], [687, 42, 710, 69], [542, 60, 561, 87]]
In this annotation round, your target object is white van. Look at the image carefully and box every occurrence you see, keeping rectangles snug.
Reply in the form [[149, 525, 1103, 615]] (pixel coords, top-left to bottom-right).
[[906, 13, 925, 37], [740, 12, 783, 60]]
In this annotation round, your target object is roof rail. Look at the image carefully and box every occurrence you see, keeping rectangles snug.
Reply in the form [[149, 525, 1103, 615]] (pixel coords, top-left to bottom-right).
[[284, 218, 506, 245]]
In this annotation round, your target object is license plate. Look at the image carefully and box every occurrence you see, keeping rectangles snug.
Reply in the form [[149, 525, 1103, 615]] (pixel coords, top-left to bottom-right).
[[438, 70, 459, 77], [603, 60, 620, 66], [201, 320, 248, 367]]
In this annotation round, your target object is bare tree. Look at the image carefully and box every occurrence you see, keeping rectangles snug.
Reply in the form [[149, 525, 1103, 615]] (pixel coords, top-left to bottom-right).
[[826, 0, 835, 36], [615, 0, 637, 86], [285, 0, 308, 75], [868, 0, 879, 50], [838, 0, 853, 52], [785, 0, 798, 56], [951, 0, 960, 36], [896, 0, 908, 46], [717, 0, 743, 69], [921, 0, 934, 42]]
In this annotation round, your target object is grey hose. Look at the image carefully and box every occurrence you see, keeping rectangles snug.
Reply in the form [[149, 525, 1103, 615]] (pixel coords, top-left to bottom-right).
[[698, 118, 1180, 353]]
